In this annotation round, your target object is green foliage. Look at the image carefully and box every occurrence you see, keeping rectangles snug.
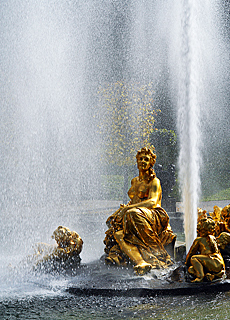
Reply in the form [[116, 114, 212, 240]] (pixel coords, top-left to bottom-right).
[[100, 174, 131, 200], [97, 81, 159, 166], [202, 187, 230, 201], [150, 129, 178, 167]]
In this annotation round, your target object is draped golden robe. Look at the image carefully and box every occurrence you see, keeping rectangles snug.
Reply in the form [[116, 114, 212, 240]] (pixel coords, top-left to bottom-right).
[[104, 205, 176, 267]]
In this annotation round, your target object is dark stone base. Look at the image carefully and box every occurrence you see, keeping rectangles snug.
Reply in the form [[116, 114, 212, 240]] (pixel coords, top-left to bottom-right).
[[67, 260, 230, 297]]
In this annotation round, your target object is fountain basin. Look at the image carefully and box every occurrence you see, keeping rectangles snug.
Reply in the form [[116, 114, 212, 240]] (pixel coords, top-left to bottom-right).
[[67, 260, 230, 297]]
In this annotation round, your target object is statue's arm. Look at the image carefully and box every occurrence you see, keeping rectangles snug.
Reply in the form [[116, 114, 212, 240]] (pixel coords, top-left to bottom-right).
[[185, 238, 200, 266], [121, 178, 161, 213]]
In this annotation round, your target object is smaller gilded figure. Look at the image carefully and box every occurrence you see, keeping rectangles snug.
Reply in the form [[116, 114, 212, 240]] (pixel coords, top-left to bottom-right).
[[216, 204, 230, 235], [197, 207, 207, 222], [33, 226, 83, 272], [209, 205, 222, 224], [185, 217, 225, 282], [214, 205, 230, 255]]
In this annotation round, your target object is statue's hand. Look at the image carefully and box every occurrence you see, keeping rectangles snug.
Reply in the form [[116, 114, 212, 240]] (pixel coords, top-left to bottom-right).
[[117, 205, 129, 218], [116, 209, 126, 220]]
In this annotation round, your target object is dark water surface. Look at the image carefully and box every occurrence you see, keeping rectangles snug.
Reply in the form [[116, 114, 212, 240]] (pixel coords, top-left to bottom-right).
[[1, 291, 230, 320]]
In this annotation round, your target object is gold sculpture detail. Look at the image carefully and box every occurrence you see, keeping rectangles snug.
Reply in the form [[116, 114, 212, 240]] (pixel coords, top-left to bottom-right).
[[197, 207, 208, 222], [34, 226, 83, 269], [212, 204, 230, 250], [104, 147, 176, 275], [209, 205, 222, 223], [185, 217, 225, 282]]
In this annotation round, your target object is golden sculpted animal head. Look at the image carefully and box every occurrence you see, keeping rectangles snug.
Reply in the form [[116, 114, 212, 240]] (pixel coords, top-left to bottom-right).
[[52, 226, 72, 246], [197, 218, 215, 237], [52, 225, 83, 254]]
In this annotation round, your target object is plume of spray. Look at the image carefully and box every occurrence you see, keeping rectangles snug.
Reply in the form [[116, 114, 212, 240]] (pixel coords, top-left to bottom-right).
[[169, 0, 223, 251], [178, 0, 201, 251]]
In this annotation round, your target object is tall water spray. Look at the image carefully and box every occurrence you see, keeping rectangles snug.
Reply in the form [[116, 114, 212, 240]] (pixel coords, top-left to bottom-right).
[[177, 0, 202, 251], [169, 0, 229, 251]]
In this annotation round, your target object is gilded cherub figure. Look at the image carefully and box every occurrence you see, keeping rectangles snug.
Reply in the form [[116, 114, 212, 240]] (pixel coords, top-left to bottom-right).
[[104, 147, 176, 275], [209, 205, 222, 223], [197, 207, 207, 222], [219, 204, 230, 232], [215, 205, 230, 254], [185, 217, 225, 282]]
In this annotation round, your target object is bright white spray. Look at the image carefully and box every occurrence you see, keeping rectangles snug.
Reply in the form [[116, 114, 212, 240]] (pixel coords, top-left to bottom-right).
[[172, 0, 223, 251], [174, 0, 221, 251], [178, 0, 201, 252]]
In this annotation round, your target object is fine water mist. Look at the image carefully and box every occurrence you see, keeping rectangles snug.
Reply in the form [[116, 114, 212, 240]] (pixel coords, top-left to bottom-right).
[[0, 0, 103, 262], [0, 0, 229, 296]]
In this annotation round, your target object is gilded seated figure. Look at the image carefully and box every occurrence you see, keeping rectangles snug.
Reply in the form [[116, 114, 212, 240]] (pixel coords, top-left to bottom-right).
[[104, 147, 176, 275], [185, 218, 225, 282]]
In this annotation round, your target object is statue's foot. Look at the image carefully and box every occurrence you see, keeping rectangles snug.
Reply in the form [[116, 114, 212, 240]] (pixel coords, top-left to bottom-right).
[[105, 256, 120, 265], [206, 273, 215, 282], [165, 258, 173, 267], [134, 262, 152, 275], [191, 277, 203, 283], [215, 270, 225, 279], [206, 270, 225, 281], [188, 266, 195, 275]]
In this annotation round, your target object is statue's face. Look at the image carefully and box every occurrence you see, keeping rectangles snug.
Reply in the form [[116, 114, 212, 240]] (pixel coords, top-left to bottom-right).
[[137, 153, 152, 171], [53, 227, 69, 244]]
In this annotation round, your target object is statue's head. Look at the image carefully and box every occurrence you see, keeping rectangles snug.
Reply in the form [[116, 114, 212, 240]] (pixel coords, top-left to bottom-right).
[[222, 205, 230, 219], [209, 206, 222, 222], [221, 205, 230, 228], [52, 226, 71, 245], [197, 218, 215, 236], [197, 207, 207, 222], [136, 147, 156, 168]]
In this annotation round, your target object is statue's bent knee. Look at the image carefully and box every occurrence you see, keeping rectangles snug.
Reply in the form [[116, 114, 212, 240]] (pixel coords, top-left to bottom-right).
[[125, 208, 141, 220], [114, 230, 124, 241]]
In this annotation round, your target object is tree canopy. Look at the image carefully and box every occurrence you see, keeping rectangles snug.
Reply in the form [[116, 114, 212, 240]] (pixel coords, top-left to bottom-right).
[[97, 81, 159, 166]]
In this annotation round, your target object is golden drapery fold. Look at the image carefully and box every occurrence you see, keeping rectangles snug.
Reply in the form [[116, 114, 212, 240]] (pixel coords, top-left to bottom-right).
[[104, 206, 176, 267]]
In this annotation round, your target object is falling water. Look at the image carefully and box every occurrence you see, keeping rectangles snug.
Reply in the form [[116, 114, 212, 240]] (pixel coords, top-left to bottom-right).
[[168, 0, 229, 251]]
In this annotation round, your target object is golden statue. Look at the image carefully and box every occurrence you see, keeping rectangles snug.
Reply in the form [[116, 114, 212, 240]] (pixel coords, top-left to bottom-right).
[[104, 147, 176, 275], [213, 204, 230, 251], [218, 204, 230, 233], [209, 205, 222, 223], [34, 226, 83, 270], [185, 217, 225, 282], [197, 207, 207, 222]]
